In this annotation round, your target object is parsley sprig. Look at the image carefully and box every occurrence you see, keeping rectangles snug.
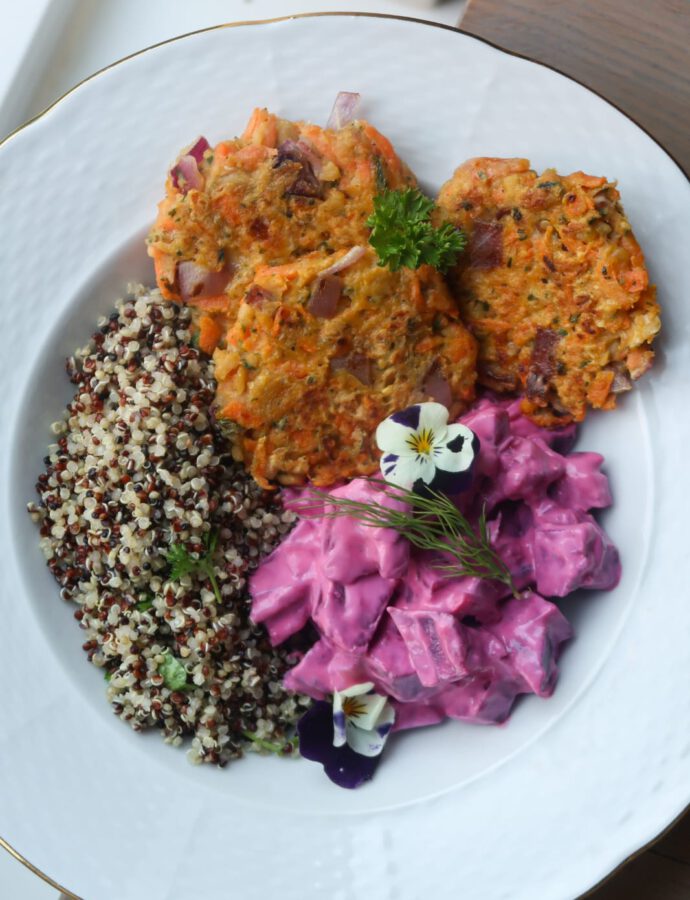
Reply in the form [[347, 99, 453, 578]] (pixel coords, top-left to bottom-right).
[[166, 529, 223, 605], [366, 188, 466, 273]]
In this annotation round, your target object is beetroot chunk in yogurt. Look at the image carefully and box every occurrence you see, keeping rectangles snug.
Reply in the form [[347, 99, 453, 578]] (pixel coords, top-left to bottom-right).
[[250, 398, 621, 732]]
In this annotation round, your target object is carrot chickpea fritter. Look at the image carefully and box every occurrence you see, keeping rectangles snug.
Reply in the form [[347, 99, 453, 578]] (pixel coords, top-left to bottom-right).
[[147, 109, 477, 486], [437, 158, 660, 426]]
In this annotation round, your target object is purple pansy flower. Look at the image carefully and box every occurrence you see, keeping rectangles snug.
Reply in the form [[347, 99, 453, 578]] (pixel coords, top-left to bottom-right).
[[298, 683, 395, 789], [376, 402, 479, 494]]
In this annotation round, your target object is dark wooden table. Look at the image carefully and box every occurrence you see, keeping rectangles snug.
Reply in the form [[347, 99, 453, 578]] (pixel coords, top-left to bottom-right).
[[461, 0, 689, 174], [460, 0, 690, 895]]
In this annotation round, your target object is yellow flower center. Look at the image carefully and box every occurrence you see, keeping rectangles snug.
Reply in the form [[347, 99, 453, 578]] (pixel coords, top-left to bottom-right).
[[407, 427, 435, 456], [342, 696, 367, 719]]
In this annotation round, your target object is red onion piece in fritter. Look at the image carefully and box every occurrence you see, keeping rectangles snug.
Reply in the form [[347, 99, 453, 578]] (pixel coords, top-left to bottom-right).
[[610, 367, 633, 393], [245, 285, 273, 306], [330, 353, 372, 385], [274, 140, 323, 197], [308, 275, 344, 318], [422, 365, 452, 407], [326, 92, 361, 129], [171, 155, 202, 193], [469, 221, 503, 269], [178, 261, 233, 301], [170, 137, 210, 193], [188, 136, 210, 163], [320, 246, 366, 277]]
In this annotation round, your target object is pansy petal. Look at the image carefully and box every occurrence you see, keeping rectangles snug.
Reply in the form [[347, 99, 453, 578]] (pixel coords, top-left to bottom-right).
[[333, 709, 347, 747], [382, 453, 436, 489], [345, 692, 387, 732], [375, 416, 417, 455], [337, 681, 375, 699], [345, 722, 387, 757], [324, 745, 380, 788], [390, 405, 422, 429], [432, 424, 479, 474], [374, 700, 396, 736], [416, 402, 451, 441], [345, 707, 394, 757], [297, 701, 337, 762], [427, 466, 475, 496]]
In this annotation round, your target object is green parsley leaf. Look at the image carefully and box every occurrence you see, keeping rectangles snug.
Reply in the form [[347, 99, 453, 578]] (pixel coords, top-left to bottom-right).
[[166, 543, 199, 582], [159, 652, 189, 691], [135, 595, 154, 612], [243, 729, 297, 755], [366, 188, 466, 273], [166, 530, 223, 606]]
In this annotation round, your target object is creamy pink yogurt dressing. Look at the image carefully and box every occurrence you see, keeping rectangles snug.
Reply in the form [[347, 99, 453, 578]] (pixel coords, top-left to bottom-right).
[[250, 398, 621, 730]]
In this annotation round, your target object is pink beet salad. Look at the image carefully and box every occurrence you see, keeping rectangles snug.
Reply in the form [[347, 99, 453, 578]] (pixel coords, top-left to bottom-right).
[[250, 398, 620, 738]]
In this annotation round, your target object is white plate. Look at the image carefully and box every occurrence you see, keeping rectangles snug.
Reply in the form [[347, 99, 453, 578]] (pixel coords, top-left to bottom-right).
[[1, 14, 689, 900]]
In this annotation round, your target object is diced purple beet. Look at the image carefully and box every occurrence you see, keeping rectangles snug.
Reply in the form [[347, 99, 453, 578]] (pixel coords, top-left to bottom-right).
[[531, 497, 582, 527], [251, 583, 313, 645], [312, 574, 397, 653], [435, 674, 523, 725], [488, 592, 572, 696], [364, 617, 433, 702], [488, 505, 536, 591], [391, 699, 446, 732], [283, 639, 365, 699], [533, 520, 617, 596], [459, 401, 511, 479], [322, 480, 410, 583], [580, 529, 621, 591], [249, 520, 318, 643], [495, 436, 565, 501], [503, 398, 577, 453], [548, 452, 613, 511], [388, 608, 469, 688], [430, 575, 505, 622]]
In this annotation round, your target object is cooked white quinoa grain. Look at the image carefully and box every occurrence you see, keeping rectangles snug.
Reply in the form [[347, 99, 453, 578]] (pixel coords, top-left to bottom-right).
[[28, 286, 309, 766]]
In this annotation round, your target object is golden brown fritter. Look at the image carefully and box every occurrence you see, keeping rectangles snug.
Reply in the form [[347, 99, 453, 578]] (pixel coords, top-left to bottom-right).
[[147, 109, 478, 486], [437, 157, 660, 426], [214, 247, 477, 487]]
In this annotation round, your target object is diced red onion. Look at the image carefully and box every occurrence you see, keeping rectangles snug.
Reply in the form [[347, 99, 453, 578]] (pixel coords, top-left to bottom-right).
[[326, 92, 361, 130], [422, 365, 452, 407], [610, 367, 633, 393], [170, 137, 210, 193], [320, 246, 366, 277], [245, 285, 273, 306], [188, 136, 210, 163], [469, 222, 503, 269], [308, 275, 343, 318], [171, 155, 202, 193], [275, 140, 323, 197], [330, 353, 372, 385], [178, 261, 233, 301]]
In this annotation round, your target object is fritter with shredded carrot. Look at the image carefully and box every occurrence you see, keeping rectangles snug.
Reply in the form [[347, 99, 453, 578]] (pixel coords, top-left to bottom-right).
[[437, 157, 660, 426], [147, 108, 478, 486]]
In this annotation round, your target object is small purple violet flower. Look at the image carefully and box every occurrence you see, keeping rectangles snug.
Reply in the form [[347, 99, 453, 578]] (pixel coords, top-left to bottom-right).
[[297, 683, 395, 789]]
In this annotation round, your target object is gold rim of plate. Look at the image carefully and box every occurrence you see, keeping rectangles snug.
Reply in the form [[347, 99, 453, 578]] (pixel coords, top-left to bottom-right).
[[1, 12, 687, 900]]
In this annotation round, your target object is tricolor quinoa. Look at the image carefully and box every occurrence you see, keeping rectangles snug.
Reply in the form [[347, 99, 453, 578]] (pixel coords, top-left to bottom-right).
[[27, 286, 309, 765]]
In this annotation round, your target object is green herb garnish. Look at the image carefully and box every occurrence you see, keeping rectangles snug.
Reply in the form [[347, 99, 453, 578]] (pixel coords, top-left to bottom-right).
[[295, 480, 516, 597], [366, 188, 466, 273], [159, 652, 190, 691], [243, 729, 297, 755], [166, 529, 223, 605], [135, 595, 154, 612]]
